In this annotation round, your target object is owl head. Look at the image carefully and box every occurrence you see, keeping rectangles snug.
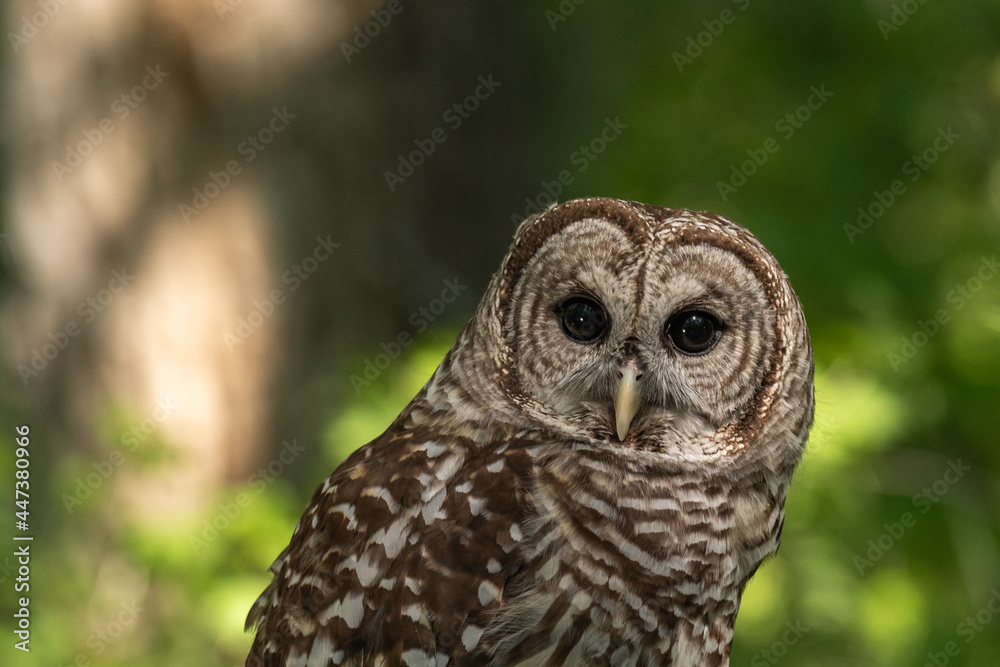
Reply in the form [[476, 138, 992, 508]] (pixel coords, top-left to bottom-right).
[[423, 197, 814, 469]]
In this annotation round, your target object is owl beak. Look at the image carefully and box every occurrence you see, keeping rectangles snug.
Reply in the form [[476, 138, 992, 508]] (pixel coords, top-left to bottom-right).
[[615, 365, 642, 441]]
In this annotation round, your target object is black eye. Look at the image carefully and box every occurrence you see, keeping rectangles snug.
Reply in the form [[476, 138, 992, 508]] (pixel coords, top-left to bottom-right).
[[666, 310, 722, 354], [558, 297, 609, 343]]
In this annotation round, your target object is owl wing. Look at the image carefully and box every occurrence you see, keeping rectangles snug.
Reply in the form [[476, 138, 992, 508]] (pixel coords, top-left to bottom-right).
[[245, 426, 538, 666]]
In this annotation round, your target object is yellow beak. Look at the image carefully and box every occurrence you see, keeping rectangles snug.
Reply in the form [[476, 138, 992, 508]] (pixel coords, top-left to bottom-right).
[[615, 366, 642, 441]]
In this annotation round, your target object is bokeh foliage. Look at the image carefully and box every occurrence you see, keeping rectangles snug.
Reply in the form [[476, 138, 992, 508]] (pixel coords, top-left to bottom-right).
[[3, 0, 1000, 665]]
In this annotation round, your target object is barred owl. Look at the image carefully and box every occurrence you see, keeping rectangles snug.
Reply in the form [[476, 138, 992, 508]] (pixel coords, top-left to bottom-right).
[[246, 197, 814, 666]]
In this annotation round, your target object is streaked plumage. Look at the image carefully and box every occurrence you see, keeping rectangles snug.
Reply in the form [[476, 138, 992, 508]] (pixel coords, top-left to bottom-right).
[[246, 197, 814, 666]]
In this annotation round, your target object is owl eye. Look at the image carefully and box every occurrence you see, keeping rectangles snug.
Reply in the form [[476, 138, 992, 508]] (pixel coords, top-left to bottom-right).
[[558, 297, 609, 343], [666, 310, 722, 354]]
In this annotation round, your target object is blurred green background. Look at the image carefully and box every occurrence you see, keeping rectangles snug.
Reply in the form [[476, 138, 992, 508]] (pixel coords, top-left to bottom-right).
[[1, 0, 999, 665]]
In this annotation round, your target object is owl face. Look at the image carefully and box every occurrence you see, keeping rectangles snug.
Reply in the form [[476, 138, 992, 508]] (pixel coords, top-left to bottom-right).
[[492, 199, 811, 463]]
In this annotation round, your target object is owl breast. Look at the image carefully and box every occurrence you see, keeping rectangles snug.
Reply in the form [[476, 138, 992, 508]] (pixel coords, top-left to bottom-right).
[[483, 441, 785, 667]]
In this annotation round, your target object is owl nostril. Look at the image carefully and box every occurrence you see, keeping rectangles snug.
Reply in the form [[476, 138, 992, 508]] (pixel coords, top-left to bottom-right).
[[617, 337, 644, 382], [616, 361, 643, 382]]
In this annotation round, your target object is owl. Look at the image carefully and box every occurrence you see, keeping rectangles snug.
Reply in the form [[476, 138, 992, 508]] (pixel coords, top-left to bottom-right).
[[245, 197, 814, 666]]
